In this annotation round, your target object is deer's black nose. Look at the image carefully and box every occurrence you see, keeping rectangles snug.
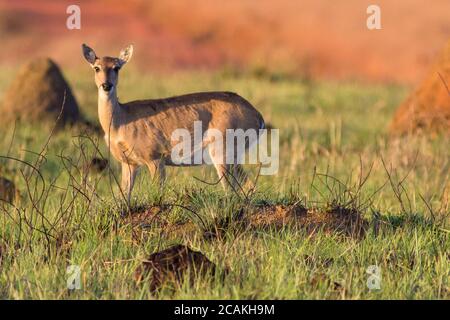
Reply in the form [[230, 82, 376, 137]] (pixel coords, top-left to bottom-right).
[[101, 83, 112, 91]]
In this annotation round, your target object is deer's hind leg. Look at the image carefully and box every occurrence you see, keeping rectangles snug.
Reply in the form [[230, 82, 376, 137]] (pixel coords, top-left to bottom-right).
[[232, 163, 250, 189], [211, 163, 231, 190], [208, 146, 248, 191], [205, 142, 228, 190], [211, 162, 251, 192]]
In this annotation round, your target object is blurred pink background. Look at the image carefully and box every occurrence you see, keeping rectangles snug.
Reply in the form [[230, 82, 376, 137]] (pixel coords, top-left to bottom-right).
[[0, 0, 449, 83]]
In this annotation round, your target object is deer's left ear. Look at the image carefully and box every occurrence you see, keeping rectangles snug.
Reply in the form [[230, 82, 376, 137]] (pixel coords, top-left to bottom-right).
[[118, 45, 133, 66]]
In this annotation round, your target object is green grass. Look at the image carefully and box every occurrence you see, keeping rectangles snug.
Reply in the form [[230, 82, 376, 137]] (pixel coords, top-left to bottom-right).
[[0, 68, 448, 299]]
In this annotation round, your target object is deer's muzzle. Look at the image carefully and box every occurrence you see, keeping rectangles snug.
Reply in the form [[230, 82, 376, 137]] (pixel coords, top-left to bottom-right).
[[101, 83, 113, 91]]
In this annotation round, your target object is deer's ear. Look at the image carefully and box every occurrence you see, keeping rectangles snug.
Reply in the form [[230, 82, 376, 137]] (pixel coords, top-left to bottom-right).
[[118, 45, 133, 66], [82, 44, 97, 65]]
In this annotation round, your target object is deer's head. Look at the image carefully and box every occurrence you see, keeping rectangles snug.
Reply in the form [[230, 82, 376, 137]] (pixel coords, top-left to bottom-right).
[[82, 44, 133, 94]]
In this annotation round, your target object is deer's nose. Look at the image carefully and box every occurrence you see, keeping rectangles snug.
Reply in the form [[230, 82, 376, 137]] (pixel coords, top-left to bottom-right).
[[101, 83, 112, 91]]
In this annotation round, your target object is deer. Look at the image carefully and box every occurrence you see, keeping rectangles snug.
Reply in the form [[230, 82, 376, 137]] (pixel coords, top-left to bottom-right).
[[82, 44, 265, 204]]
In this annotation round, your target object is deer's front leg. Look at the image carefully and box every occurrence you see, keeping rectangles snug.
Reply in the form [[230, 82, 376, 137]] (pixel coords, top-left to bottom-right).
[[121, 162, 139, 204], [146, 160, 166, 188]]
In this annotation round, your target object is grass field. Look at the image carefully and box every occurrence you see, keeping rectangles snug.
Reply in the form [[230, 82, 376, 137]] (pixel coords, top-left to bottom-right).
[[0, 68, 448, 299]]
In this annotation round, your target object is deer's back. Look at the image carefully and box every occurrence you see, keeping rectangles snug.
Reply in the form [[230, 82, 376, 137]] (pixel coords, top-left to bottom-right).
[[120, 91, 263, 130], [112, 91, 264, 164]]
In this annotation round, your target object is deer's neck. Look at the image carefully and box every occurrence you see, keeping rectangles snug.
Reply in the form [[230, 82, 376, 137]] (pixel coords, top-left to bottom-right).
[[97, 88, 120, 134]]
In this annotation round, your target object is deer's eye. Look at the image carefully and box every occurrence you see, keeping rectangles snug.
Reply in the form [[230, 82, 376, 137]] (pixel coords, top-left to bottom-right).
[[94, 66, 100, 72]]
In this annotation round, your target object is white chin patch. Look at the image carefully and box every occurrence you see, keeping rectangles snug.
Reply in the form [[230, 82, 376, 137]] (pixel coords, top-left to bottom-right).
[[98, 87, 114, 99]]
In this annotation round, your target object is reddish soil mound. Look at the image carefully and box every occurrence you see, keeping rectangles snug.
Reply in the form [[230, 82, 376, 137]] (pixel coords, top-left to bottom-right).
[[390, 41, 450, 135], [135, 244, 216, 292]]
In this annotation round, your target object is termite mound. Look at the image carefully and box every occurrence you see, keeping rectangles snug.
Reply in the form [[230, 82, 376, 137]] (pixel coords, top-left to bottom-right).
[[1, 58, 81, 128], [390, 41, 450, 135]]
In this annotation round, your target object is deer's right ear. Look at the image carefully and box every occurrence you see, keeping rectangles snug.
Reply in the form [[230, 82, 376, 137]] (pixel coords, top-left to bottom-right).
[[118, 45, 133, 66], [82, 44, 97, 65]]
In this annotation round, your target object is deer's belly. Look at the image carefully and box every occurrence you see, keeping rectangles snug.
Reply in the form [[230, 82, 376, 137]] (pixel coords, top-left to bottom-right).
[[104, 135, 221, 167]]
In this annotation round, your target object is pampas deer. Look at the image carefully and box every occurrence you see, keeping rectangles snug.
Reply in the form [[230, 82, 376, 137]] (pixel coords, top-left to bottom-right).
[[82, 44, 265, 203]]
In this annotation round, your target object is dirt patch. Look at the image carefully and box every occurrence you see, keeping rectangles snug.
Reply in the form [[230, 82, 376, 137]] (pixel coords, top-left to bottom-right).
[[125, 202, 368, 240], [390, 40, 450, 135], [123, 205, 197, 242], [248, 203, 367, 238], [125, 205, 173, 229], [135, 244, 216, 293], [0, 58, 81, 128], [248, 203, 307, 228], [301, 206, 368, 238]]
